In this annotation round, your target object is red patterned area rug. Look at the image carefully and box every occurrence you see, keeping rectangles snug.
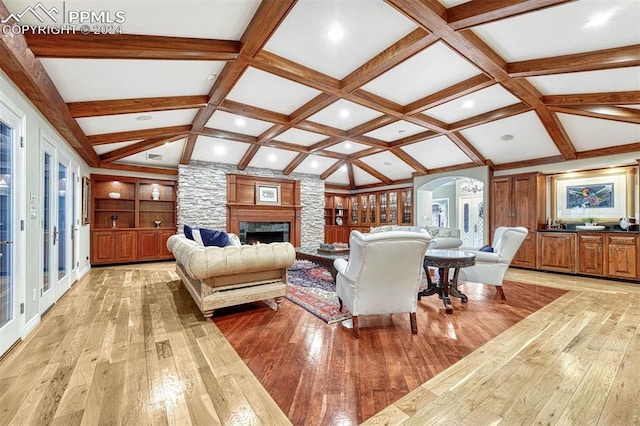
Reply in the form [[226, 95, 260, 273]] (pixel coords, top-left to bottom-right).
[[286, 260, 429, 324]]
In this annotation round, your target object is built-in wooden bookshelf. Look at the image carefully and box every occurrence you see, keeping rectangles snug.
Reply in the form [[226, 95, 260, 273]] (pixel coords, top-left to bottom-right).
[[90, 174, 177, 265]]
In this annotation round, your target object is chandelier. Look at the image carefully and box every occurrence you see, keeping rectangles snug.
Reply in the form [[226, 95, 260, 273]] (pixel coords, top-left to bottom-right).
[[461, 179, 483, 194]]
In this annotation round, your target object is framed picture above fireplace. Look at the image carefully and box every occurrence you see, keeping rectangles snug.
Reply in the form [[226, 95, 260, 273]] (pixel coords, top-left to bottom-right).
[[256, 183, 281, 205]]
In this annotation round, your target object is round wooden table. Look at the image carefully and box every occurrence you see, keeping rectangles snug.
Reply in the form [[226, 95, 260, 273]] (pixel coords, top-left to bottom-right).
[[418, 249, 476, 314]]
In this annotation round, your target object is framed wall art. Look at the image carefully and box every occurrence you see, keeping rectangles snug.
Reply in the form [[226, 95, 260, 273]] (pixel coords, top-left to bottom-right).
[[82, 176, 91, 224], [255, 183, 281, 205], [550, 167, 635, 222]]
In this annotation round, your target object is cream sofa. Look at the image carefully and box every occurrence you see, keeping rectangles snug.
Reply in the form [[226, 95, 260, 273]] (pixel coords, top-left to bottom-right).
[[166, 234, 295, 317], [370, 225, 462, 249]]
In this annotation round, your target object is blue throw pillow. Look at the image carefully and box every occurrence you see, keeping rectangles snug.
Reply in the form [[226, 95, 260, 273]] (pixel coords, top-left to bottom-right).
[[479, 244, 493, 252], [184, 224, 194, 240], [198, 228, 231, 247]]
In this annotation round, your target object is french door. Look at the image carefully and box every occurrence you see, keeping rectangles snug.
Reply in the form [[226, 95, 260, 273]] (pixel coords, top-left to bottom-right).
[[0, 102, 20, 356], [459, 195, 484, 248]]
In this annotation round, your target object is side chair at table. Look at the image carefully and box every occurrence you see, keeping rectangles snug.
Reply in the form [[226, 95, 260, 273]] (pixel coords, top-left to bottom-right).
[[333, 230, 431, 338]]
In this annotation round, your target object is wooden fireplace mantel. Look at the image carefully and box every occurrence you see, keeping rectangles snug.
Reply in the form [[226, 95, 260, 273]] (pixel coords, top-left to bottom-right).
[[226, 174, 302, 247]]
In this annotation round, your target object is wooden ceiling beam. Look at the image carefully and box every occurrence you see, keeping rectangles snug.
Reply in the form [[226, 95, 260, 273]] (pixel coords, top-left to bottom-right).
[[257, 124, 291, 144], [449, 103, 532, 132], [341, 28, 438, 92], [100, 134, 186, 163], [390, 148, 430, 175], [198, 128, 258, 144], [491, 155, 566, 171], [265, 140, 309, 154], [251, 51, 341, 94], [404, 114, 449, 133], [347, 116, 399, 137], [0, 2, 99, 166], [218, 100, 289, 124], [96, 162, 177, 176], [25, 33, 240, 60], [447, 0, 574, 30], [543, 91, 640, 106], [308, 137, 343, 152], [320, 160, 346, 180], [179, 134, 199, 165], [283, 152, 308, 175], [508, 45, 640, 77], [535, 106, 577, 159], [403, 74, 494, 115], [547, 106, 640, 124], [68, 95, 209, 118], [289, 93, 339, 124], [390, 130, 440, 148], [296, 121, 346, 139], [88, 125, 191, 145], [346, 89, 404, 116], [447, 132, 485, 166], [349, 147, 386, 160], [347, 163, 356, 190], [576, 142, 640, 160], [352, 159, 392, 185], [350, 135, 390, 149], [237, 144, 261, 170]]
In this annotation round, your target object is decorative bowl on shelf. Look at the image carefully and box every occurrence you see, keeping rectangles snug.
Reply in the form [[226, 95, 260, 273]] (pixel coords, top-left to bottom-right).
[[108, 192, 121, 199]]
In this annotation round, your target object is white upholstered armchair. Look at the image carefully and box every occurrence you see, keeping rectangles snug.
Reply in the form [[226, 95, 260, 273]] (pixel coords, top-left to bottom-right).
[[458, 226, 528, 299], [333, 230, 431, 337]]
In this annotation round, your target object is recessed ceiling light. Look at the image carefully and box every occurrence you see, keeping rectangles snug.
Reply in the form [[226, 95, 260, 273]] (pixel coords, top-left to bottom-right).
[[344, 142, 352, 149], [339, 109, 350, 119], [383, 161, 392, 166], [327, 24, 344, 42], [206, 73, 217, 81], [268, 153, 277, 162], [136, 115, 152, 121], [340, 165, 348, 172], [462, 100, 475, 109], [398, 129, 406, 135], [214, 146, 225, 156], [235, 118, 246, 127], [311, 160, 319, 168], [584, 9, 616, 28], [500, 134, 514, 141]]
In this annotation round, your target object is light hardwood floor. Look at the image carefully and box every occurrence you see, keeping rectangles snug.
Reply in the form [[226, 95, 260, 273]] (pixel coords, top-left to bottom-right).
[[0, 263, 639, 425]]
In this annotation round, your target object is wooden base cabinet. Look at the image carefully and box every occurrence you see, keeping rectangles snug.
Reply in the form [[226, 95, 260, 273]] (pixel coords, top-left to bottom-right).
[[577, 234, 604, 276], [608, 234, 637, 279], [537, 232, 576, 273], [91, 230, 138, 264], [138, 229, 174, 261]]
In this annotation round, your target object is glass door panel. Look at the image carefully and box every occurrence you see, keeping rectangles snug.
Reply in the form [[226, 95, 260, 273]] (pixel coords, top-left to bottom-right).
[[41, 142, 55, 312]]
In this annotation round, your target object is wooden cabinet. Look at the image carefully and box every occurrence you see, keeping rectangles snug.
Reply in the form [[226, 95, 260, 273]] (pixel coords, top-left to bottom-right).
[[90, 174, 176, 265], [399, 189, 413, 225], [537, 232, 575, 273], [607, 234, 637, 279], [324, 194, 349, 243], [577, 234, 604, 276], [491, 173, 545, 268]]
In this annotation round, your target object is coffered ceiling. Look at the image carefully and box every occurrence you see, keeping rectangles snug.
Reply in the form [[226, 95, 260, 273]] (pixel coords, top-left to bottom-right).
[[1, 0, 639, 189]]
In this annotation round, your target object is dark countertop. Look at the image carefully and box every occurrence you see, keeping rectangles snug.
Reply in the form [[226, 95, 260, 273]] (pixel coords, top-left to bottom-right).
[[538, 226, 639, 234]]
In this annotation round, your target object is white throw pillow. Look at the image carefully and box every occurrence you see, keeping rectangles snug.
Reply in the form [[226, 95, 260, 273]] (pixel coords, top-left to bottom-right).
[[192, 228, 204, 246], [227, 233, 241, 247]]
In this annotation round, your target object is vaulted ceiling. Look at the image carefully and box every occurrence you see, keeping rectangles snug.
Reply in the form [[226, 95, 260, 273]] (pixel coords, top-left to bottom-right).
[[1, 0, 639, 189]]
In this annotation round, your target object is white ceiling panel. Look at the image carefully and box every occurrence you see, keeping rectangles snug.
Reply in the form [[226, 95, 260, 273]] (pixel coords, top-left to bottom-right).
[[76, 109, 198, 136], [205, 110, 274, 136], [359, 151, 415, 181], [293, 155, 338, 176], [226, 67, 321, 114], [248, 146, 300, 171], [424, 84, 521, 123], [324, 166, 350, 186], [364, 120, 427, 142], [325, 141, 370, 155], [275, 128, 329, 147], [114, 138, 186, 168], [191, 136, 250, 165], [361, 42, 482, 105], [460, 112, 561, 164], [527, 67, 640, 95], [473, 0, 640, 62], [558, 114, 640, 151], [307, 99, 383, 130], [438, 0, 469, 6], [353, 166, 381, 186], [400, 136, 471, 170], [264, 0, 417, 79], [41, 59, 225, 102], [93, 141, 139, 156]]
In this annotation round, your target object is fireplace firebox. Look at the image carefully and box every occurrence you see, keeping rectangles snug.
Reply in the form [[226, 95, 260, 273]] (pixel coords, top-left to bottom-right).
[[240, 221, 290, 244]]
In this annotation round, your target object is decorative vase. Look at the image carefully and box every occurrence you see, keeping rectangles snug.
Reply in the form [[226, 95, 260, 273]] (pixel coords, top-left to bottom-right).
[[620, 217, 629, 231], [151, 188, 160, 200]]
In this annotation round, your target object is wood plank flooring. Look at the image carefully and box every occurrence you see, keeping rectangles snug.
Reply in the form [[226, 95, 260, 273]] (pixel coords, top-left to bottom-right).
[[0, 263, 639, 425]]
